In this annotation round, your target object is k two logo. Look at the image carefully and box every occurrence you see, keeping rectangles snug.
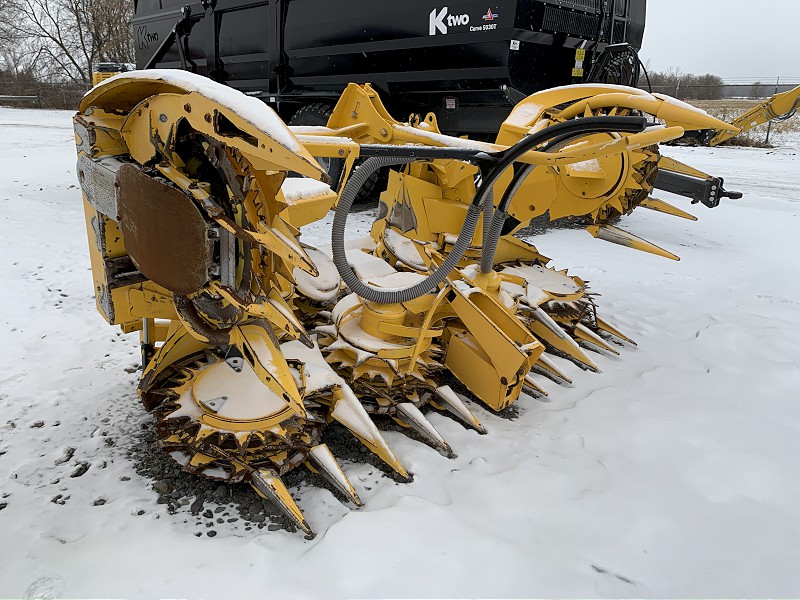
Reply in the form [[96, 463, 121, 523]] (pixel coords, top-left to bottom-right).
[[429, 7, 470, 35], [136, 26, 159, 49]]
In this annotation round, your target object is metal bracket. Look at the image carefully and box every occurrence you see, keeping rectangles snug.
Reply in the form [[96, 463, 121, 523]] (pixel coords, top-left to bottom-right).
[[225, 346, 244, 372]]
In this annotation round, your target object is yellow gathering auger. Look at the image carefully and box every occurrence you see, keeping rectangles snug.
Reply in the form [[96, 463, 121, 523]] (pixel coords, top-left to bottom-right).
[[75, 70, 760, 535]]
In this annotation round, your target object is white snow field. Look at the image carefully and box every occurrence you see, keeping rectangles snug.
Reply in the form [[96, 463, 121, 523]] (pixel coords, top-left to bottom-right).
[[1, 106, 800, 599]]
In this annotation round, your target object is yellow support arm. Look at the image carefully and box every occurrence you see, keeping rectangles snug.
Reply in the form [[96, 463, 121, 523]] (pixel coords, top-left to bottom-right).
[[710, 84, 800, 146]]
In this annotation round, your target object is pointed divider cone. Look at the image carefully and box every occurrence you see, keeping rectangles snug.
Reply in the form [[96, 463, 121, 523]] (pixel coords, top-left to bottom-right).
[[640, 196, 698, 221], [586, 224, 681, 261], [250, 469, 314, 537], [331, 385, 410, 479], [595, 316, 637, 346], [308, 444, 363, 507], [535, 354, 578, 382], [574, 323, 620, 355], [396, 402, 453, 456], [529, 305, 577, 344], [543, 338, 599, 374], [525, 306, 598, 370], [434, 385, 487, 434], [523, 373, 549, 397]]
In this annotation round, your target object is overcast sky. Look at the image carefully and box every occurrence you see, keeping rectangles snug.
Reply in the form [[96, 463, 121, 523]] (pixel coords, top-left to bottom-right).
[[639, 0, 797, 82]]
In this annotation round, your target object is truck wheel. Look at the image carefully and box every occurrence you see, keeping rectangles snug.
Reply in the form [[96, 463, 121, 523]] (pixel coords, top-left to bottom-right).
[[289, 103, 342, 184], [352, 162, 390, 205]]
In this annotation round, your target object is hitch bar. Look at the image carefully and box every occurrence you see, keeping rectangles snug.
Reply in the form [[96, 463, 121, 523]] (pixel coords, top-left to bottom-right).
[[654, 169, 743, 208]]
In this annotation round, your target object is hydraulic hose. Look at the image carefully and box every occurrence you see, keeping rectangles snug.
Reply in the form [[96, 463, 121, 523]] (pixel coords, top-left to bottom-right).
[[478, 116, 650, 272], [470, 116, 647, 212], [332, 156, 483, 304], [334, 116, 649, 302], [770, 96, 800, 122], [482, 188, 494, 254], [480, 190, 516, 274]]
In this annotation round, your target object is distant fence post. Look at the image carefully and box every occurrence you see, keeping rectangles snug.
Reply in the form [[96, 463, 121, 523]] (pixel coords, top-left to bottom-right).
[[765, 76, 780, 146]]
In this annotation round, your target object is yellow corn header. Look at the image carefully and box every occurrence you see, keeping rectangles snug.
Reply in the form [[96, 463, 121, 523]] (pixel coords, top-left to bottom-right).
[[73, 70, 784, 536]]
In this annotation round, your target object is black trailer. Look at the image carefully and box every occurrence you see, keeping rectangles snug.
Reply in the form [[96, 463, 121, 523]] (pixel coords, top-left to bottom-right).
[[133, 0, 646, 137]]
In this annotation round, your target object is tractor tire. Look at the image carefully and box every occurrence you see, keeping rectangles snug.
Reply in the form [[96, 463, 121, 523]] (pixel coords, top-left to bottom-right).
[[351, 162, 390, 206]]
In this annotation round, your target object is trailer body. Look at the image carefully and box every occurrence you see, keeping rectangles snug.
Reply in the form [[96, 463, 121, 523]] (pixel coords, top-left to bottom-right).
[[133, 0, 646, 134]]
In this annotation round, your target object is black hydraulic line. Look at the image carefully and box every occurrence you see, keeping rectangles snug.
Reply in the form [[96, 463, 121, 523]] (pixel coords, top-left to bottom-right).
[[358, 144, 495, 162], [478, 116, 650, 273], [332, 156, 484, 305], [472, 116, 647, 212], [482, 189, 494, 254], [494, 117, 649, 214], [332, 116, 648, 300], [638, 54, 653, 93], [769, 96, 800, 122], [479, 133, 597, 273]]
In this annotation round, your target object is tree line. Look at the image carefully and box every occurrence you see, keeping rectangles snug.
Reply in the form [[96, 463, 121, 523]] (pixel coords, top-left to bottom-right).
[[0, 0, 133, 106], [644, 68, 779, 100]]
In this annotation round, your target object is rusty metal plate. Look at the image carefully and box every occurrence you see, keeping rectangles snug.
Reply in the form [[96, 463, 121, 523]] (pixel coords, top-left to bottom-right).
[[116, 164, 212, 295]]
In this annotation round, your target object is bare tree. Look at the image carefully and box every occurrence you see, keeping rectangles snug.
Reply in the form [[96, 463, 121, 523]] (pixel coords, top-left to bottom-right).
[[748, 81, 769, 98], [688, 74, 724, 100], [646, 67, 682, 97], [645, 68, 724, 100], [5, 0, 133, 85], [0, 0, 40, 85], [0, 0, 22, 59], [92, 0, 134, 66]]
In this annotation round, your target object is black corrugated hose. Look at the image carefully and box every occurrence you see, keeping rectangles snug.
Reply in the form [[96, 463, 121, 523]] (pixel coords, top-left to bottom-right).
[[332, 116, 649, 303]]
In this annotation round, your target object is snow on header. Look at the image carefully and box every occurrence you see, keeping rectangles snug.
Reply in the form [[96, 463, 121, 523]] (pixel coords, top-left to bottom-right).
[[652, 93, 715, 117], [94, 69, 303, 153], [393, 124, 497, 151], [505, 102, 546, 128], [544, 82, 654, 97], [281, 178, 333, 204]]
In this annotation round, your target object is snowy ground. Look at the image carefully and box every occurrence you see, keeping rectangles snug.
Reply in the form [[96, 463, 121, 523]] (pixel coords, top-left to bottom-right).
[[1, 107, 799, 598]]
